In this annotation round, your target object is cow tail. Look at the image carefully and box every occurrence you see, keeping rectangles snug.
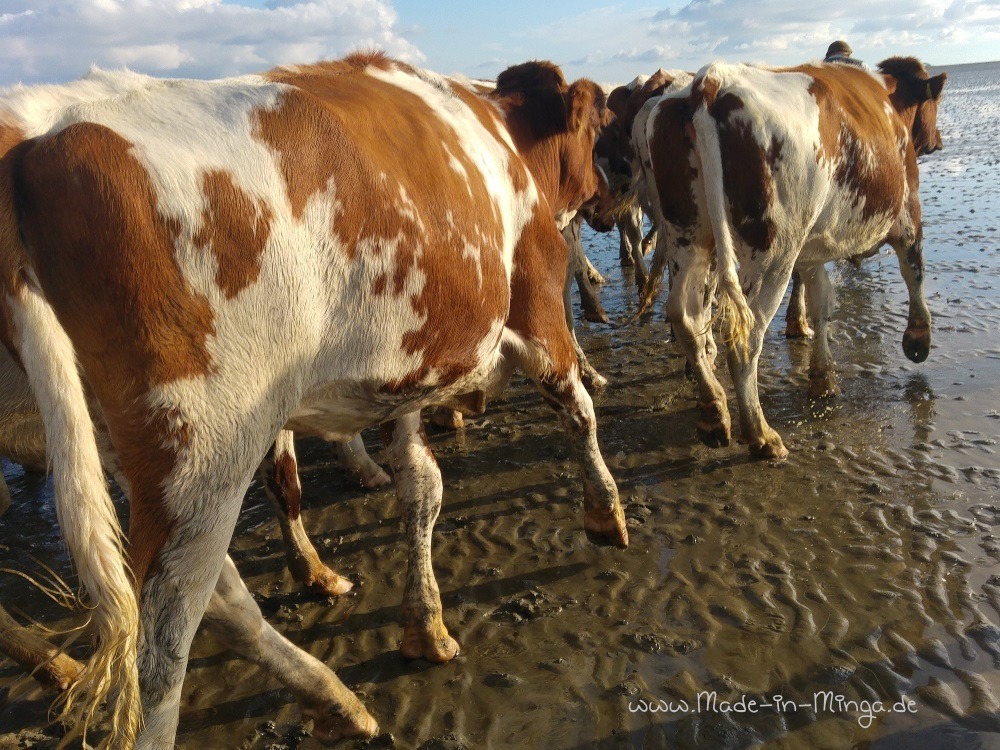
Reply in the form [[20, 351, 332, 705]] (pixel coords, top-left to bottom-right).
[[633, 228, 668, 319], [691, 77, 754, 355], [2, 178, 140, 746]]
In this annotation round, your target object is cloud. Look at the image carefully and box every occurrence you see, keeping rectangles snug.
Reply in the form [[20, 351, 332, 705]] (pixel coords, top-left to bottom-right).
[[0, 0, 423, 84], [538, 0, 1000, 83]]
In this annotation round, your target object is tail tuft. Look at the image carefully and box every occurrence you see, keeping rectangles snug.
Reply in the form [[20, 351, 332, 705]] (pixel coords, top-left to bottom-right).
[[12, 286, 140, 750]]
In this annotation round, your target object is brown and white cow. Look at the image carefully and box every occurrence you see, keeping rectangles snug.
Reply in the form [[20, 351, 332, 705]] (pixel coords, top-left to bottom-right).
[[607, 69, 693, 290], [0, 53, 625, 747], [636, 57, 945, 457]]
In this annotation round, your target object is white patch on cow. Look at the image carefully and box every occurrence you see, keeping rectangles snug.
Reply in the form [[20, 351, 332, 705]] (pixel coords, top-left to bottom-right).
[[368, 64, 537, 280]]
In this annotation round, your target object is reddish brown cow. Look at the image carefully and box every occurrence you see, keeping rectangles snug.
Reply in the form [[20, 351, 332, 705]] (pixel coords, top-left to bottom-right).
[[0, 53, 625, 747]]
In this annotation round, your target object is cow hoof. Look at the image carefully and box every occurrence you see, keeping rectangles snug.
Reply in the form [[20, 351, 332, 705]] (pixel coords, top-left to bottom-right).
[[785, 320, 814, 339], [588, 269, 607, 285], [582, 370, 609, 392], [304, 567, 354, 597], [697, 423, 731, 448], [401, 625, 460, 663], [808, 375, 840, 400], [748, 436, 789, 460], [584, 307, 610, 324], [903, 328, 930, 363], [310, 706, 379, 744], [584, 506, 629, 548], [357, 465, 392, 489], [431, 407, 464, 430], [697, 401, 731, 447]]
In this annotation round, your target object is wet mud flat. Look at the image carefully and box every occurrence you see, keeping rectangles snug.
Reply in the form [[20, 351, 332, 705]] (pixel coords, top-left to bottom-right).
[[2, 62, 1000, 749]]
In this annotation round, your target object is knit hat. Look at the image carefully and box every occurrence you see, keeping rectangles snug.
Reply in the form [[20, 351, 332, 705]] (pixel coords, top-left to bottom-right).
[[826, 40, 853, 58]]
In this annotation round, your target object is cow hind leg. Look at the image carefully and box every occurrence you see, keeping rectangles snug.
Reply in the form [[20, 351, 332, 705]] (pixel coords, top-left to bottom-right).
[[562, 236, 607, 391], [0, 605, 83, 692], [893, 227, 932, 363], [726, 259, 797, 459], [380, 412, 459, 663], [665, 251, 732, 447], [563, 217, 608, 324], [801, 263, 839, 398], [202, 556, 377, 741], [785, 269, 814, 339], [335, 434, 391, 489], [259, 431, 352, 597], [502, 330, 627, 547]]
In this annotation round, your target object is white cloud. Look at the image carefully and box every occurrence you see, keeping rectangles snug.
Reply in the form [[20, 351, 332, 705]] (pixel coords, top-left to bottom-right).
[[531, 0, 1000, 84], [0, 0, 423, 84]]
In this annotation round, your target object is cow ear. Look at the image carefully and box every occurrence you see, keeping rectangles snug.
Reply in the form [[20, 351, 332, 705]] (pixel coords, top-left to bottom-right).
[[567, 80, 600, 134], [925, 72, 946, 101]]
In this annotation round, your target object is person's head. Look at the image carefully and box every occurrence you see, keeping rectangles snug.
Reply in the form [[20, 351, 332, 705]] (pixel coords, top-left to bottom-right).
[[826, 40, 852, 58]]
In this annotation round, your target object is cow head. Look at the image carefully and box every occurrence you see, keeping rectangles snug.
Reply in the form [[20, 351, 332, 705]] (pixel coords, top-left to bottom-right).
[[878, 57, 947, 156], [493, 61, 617, 230]]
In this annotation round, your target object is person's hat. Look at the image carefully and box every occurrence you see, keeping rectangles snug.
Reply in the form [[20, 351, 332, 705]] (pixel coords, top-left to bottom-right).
[[826, 40, 853, 57]]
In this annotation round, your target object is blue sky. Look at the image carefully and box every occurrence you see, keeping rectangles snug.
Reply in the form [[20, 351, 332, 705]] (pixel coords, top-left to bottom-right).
[[2, 0, 997, 86]]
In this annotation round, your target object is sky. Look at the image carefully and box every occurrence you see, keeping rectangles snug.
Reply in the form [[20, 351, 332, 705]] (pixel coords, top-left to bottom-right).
[[1, 0, 997, 87]]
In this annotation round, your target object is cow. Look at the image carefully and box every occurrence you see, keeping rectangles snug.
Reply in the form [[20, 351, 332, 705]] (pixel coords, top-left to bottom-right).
[[607, 70, 693, 291], [635, 57, 945, 458], [0, 52, 625, 747]]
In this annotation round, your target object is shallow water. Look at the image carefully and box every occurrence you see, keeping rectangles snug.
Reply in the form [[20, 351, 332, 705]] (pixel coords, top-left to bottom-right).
[[1, 61, 999, 749]]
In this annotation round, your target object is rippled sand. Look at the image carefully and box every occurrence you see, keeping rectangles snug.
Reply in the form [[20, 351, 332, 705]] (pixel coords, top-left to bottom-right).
[[2, 61, 999, 749]]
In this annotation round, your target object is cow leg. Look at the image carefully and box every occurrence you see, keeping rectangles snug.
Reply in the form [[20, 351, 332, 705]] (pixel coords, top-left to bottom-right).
[[379, 412, 459, 663], [563, 231, 608, 391], [506, 217, 626, 545], [511, 347, 627, 546], [894, 228, 932, 363], [132, 470, 252, 747], [259, 431, 352, 597], [564, 215, 608, 324], [725, 260, 797, 459], [665, 250, 731, 446], [0, 605, 83, 692], [126, 421, 347, 748], [785, 269, 814, 339], [335, 434, 391, 489], [583, 253, 606, 285], [430, 405, 464, 429], [640, 225, 658, 258], [618, 204, 642, 267], [801, 264, 839, 398], [202, 556, 377, 741]]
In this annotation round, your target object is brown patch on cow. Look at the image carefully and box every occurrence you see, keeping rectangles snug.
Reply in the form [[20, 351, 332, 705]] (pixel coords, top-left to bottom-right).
[[703, 90, 778, 254], [13, 123, 219, 587], [607, 85, 631, 121], [800, 64, 906, 222], [259, 60, 511, 390], [193, 170, 273, 298], [506, 205, 577, 378], [269, 448, 302, 521], [0, 124, 34, 359], [648, 97, 699, 231]]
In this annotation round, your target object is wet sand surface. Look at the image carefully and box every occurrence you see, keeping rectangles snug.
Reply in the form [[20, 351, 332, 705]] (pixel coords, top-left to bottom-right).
[[2, 61, 999, 749]]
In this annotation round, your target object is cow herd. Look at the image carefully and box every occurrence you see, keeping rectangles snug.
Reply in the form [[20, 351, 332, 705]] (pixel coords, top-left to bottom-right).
[[0, 48, 945, 748]]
